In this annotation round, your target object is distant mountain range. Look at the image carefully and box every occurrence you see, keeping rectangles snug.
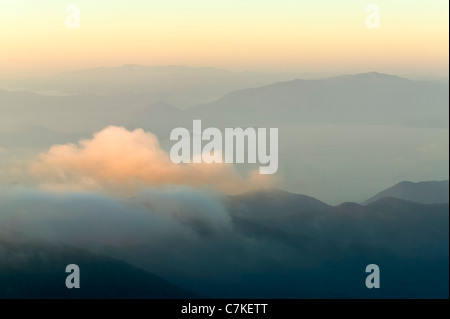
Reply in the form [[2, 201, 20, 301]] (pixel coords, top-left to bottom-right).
[[189, 72, 449, 128], [0, 65, 304, 109], [363, 180, 449, 205], [1, 71, 447, 141]]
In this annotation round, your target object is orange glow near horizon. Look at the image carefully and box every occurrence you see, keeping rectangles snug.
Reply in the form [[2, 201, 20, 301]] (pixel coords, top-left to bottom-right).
[[0, 1, 448, 77]]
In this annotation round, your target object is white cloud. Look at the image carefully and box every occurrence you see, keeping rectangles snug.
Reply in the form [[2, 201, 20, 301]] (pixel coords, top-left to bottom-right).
[[29, 126, 273, 195]]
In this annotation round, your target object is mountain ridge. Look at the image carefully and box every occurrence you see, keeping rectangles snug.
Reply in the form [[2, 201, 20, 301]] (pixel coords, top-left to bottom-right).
[[363, 180, 449, 205]]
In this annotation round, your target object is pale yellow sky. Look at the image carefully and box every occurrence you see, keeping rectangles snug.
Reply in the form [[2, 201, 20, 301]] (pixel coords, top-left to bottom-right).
[[0, 0, 448, 77]]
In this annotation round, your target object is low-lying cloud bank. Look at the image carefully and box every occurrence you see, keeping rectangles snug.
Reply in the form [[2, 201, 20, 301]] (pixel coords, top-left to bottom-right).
[[0, 186, 231, 245], [0, 186, 274, 296], [0, 185, 448, 298]]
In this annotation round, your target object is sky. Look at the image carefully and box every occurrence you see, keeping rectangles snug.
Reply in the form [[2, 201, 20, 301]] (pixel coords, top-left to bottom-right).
[[0, 0, 448, 77]]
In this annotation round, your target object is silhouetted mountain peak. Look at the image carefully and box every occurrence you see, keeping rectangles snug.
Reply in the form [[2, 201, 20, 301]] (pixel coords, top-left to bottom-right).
[[363, 180, 449, 205], [334, 72, 406, 82], [233, 188, 330, 209]]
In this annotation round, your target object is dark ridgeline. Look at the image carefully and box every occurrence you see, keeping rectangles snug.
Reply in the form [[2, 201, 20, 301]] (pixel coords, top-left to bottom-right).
[[224, 189, 449, 299], [0, 186, 448, 299], [0, 229, 197, 299]]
